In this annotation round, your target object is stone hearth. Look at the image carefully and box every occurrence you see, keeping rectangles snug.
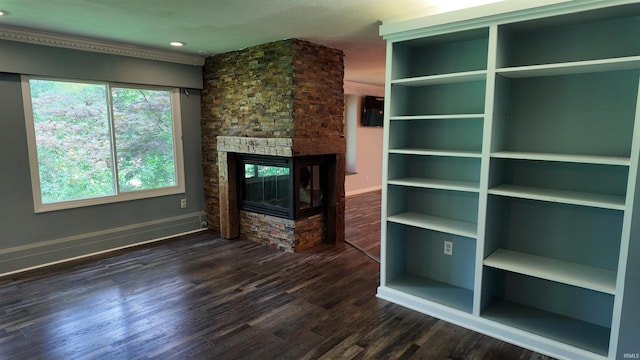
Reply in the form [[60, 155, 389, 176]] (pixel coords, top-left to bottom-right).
[[201, 38, 345, 252]]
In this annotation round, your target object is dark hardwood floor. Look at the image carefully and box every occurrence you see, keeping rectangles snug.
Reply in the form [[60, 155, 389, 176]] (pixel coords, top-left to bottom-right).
[[345, 191, 381, 261], [0, 191, 553, 359]]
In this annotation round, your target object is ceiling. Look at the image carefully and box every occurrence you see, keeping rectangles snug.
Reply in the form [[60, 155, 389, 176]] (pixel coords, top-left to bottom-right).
[[0, 0, 504, 85]]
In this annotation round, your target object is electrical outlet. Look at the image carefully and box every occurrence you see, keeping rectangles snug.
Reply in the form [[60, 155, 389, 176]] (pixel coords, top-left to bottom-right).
[[444, 241, 453, 256], [180, 198, 187, 208]]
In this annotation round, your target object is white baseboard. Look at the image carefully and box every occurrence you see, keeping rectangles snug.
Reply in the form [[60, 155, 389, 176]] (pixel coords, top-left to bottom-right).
[[0, 211, 207, 277], [346, 185, 382, 197]]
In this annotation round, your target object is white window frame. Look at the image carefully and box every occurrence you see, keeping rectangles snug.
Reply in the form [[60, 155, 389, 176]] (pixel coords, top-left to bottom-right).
[[22, 76, 186, 213]]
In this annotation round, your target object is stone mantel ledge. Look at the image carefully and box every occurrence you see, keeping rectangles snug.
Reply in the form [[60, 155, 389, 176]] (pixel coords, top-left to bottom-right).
[[217, 136, 293, 157], [217, 136, 346, 157]]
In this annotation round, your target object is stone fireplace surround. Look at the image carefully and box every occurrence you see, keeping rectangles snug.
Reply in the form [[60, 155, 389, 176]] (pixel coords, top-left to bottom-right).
[[217, 136, 344, 252], [201, 38, 345, 252]]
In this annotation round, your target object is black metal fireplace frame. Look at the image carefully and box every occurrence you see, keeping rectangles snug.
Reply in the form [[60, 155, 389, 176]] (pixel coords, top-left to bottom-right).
[[237, 154, 328, 220]]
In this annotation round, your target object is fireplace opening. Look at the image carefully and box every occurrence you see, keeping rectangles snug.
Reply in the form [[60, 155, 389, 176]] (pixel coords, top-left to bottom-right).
[[238, 154, 328, 220]]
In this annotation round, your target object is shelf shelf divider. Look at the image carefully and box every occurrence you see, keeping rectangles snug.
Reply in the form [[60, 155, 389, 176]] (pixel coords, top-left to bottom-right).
[[391, 70, 487, 86], [483, 248, 617, 294], [482, 300, 611, 356], [387, 273, 474, 313], [390, 114, 484, 121], [491, 151, 630, 166], [387, 212, 477, 238], [391, 148, 482, 158], [497, 56, 640, 78], [488, 184, 625, 210], [389, 177, 479, 193]]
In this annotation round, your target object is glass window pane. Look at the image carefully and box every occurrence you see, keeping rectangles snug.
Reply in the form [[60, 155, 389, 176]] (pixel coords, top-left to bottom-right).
[[310, 164, 322, 207], [29, 79, 114, 203], [299, 166, 312, 209], [245, 164, 256, 178], [111, 87, 177, 192], [242, 162, 290, 208], [299, 165, 323, 209]]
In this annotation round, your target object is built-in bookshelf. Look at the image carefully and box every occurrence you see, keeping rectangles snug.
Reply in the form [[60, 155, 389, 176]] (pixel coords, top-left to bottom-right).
[[378, 2, 640, 359]]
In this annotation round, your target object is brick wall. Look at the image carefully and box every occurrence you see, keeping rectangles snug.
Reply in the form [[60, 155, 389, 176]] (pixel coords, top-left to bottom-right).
[[291, 39, 344, 140]]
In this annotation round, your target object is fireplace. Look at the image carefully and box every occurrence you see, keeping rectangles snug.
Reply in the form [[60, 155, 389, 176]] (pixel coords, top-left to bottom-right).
[[201, 38, 345, 252], [216, 135, 342, 252], [238, 154, 328, 220]]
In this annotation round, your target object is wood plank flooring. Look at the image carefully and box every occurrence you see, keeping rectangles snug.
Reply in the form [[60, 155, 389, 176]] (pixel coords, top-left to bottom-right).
[[0, 191, 553, 359], [345, 191, 381, 261]]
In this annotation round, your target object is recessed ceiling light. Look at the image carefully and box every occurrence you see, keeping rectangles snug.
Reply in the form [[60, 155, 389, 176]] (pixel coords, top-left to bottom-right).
[[170, 41, 185, 47], [0, 10, 7, 16]]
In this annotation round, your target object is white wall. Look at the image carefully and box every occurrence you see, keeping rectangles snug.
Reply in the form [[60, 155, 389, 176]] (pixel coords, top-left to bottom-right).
[[344, 81, 384, 196]]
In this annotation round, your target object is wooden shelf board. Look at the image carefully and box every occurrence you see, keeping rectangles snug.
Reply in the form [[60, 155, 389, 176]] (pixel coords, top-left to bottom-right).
[[387, 273, 473, 313], [483, 249, 617, 294], [497, 56, 640, 78], [491, 151, 630, 166], [482, 299, 611, 356], [391, 148, 482, 158], [390, 114, 484, 121], [389, 177, 479, 193], [488, 184, 625, 210], [391, 70, 486, 86], [387, 212, 477, 238]]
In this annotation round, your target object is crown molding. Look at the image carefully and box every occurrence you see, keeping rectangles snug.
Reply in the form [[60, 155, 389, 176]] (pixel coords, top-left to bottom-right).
[[0, 25, 205, 66]]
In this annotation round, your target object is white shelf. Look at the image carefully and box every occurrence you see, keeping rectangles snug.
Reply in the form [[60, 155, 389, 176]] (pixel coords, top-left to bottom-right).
[[483, 249, 617, 294], [482, 300, 611, 357], [386, 273, 473, 313], [387, 212, 477, 238], [488, 184, 625, 210], [391, 70, 486, 86], [390, 114, 484, 121], [391, 148, 482, 158], [497, 56, 640, 78], [491, 151, 630, 166], [389, 177, 479, 193]]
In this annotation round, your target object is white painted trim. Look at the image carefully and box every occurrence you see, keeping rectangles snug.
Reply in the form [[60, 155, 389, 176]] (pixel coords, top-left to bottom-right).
[[376, 287, 605, 360], [0, 212, 206, 256], [380, 0, 636, 41], [0, 228, 207, 279], [21, 77, 187, 213], [0, 24, 205, 66], [346, 185, 382, 197]]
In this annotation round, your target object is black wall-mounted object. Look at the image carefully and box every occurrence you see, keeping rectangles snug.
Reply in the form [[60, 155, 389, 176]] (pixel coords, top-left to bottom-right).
[[361, 95, 384, 127]]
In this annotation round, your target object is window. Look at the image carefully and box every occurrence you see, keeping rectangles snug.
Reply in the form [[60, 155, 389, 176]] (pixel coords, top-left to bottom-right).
[[22, 77, 185, 212]]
